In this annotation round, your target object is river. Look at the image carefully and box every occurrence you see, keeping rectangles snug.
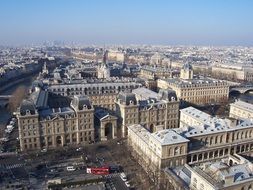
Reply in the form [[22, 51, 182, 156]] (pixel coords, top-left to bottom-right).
[[0, 77, 35, 126]]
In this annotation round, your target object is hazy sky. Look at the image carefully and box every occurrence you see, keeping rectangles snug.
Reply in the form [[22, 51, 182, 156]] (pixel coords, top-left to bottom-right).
[[0, 0, 253, 46]]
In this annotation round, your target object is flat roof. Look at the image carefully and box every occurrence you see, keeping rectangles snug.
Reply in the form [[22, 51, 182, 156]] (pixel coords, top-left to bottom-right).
[[151, 129, 189, 145]]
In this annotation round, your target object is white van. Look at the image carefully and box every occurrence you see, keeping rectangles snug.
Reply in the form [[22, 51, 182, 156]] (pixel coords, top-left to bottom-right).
[[66, 166, 76, 171], [120, 172, 127, 181]]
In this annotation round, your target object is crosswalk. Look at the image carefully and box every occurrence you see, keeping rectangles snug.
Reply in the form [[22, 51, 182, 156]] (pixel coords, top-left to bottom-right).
[[1, 163, 24, 169]]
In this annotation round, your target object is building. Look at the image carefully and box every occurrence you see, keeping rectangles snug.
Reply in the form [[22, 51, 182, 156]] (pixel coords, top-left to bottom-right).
[[180, 63, 193, 80], [127, 106, 253, 177], [150, 52, 165, 65], [157, 63, 230, 105], [166, 154, 253, 190], [47, 81, 142, 110], [97, 50, 110, 79], [107, 51, 125, 62], [230, 100, 253, 119], [94, 109, 117, 141], [116, 87, 179, 137], [140, 65, 173, 80], [212, 65, 253, 81], [17, 88, 95, 151], [128, 124, 189, 174]]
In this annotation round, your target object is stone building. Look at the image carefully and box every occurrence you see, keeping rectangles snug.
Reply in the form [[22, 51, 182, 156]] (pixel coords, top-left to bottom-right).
[[17, 88, 95, 151], [127, 105, 253, 176], [166, 154, 253, 190], [116, 87, 179, 137], [229, 100, 253, 120], [140, 65, 173, 80], [180, 62, 193, 80], [212, 65, 253, 82], [94, 109, 117, 141], [47, 81, 142, 110], [128, 124, 189, 173], [157, 63, 230, 105], [97, 50, 110, 79]]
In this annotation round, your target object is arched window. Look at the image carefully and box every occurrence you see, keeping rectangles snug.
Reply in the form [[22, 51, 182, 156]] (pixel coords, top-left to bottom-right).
[[180, 146, 184, 154], [220, 135, 223, 143], [174, 147, 179, 155], [215, 136, 218, 144], [210, 137, 213, 145], [193, 155, 197, 162], [237, 132, 240, 140], [204, 152, 208, 159]]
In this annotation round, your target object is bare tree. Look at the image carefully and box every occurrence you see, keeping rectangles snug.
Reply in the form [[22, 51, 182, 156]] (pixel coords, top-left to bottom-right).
[[8, 86, 27, 112]]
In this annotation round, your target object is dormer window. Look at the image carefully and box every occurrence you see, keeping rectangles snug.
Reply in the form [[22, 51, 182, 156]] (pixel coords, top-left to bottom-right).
[[26, 110, 30, 115], [83, 104, 87, 109]]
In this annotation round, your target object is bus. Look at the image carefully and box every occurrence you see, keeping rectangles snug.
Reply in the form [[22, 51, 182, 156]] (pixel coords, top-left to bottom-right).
[[86, 167, 109, 175]]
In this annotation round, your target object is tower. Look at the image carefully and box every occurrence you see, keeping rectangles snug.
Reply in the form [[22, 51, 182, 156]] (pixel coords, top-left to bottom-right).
[[42, 62, 49, 75], [180, 62, 193, 80], [97, 50, 110, 79]]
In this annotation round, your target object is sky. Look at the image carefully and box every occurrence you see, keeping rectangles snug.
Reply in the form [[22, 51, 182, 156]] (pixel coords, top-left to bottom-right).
[[0, 0, 253, 46]]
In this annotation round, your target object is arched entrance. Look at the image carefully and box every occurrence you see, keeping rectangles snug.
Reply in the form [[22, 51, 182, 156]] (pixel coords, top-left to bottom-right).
[[56, 136, 62, 146], [104, 122, 113, 140], [229, 159, 233, 166], [150, 124, 154, 133]]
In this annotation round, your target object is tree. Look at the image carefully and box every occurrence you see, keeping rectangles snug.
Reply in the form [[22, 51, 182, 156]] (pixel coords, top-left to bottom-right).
[[8, 86, 27, 113]]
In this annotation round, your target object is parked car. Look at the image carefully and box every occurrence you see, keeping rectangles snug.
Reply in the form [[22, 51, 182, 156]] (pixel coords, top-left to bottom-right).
[[66, 166, 76, 171]]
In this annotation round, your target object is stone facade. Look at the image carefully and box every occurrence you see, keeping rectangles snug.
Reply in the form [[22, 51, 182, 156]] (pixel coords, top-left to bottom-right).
[[115, 88, 179, 137], [17, 92, 95, 151], [157, 63, 230, 105], [127, 105, 253, 175], [229, 100, 253, 119]]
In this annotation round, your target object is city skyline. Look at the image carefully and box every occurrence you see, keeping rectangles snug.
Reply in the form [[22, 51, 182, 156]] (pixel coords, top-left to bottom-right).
[[0, 0, 253, 46]]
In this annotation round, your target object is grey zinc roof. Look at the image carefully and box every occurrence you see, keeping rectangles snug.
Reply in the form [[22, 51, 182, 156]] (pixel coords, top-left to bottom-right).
[[19, 100, 36, 116], [39, 107, 75, 119], [231, 100, 253, 113], [178, 107, 253, 137], [132, 87, 160, 100], [151, 129, 189, 145]]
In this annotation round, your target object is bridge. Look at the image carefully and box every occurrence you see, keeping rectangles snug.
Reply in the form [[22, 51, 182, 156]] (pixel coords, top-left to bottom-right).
[[0, 95, 13, 108], [0, 95, 13, 99], [230, 86, 253, 94]]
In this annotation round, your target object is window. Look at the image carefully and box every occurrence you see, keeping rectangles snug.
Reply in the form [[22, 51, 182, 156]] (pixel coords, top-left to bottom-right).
[[193, 178, 197, 188]]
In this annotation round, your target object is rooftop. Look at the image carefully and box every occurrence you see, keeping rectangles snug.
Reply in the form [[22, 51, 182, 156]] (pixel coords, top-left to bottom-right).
[[128, 124, 150, 144], [132, 87, 160, 100], [231, 100, 253, 113], [178, 106, 253, 137], [162, 77, 228, 87], [151, 129, 189, 145]]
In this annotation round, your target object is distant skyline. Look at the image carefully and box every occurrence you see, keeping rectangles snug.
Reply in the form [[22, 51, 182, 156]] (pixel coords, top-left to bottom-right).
[[0, 0, 253, 46]]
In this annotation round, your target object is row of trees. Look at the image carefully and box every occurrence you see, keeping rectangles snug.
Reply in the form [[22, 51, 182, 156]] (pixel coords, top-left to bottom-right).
[[8, 86, 27, 113]]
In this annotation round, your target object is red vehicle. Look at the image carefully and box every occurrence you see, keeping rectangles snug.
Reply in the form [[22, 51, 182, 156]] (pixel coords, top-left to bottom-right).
[[86, 167, 109, 175]]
